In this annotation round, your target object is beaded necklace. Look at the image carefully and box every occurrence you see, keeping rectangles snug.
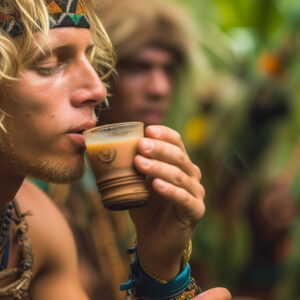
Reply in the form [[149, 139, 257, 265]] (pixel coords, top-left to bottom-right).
[[0, 203, 14, 271], [0, 200, 33, 300]]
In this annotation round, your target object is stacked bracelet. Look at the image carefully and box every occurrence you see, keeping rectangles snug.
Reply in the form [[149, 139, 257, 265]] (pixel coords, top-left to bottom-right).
[[121, 247, 202, 300], [126, 277, 201, 300]]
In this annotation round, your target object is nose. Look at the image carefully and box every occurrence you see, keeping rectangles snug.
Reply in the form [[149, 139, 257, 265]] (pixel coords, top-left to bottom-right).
[[71, 57, 107, 107], [145, 67, 173, 100]]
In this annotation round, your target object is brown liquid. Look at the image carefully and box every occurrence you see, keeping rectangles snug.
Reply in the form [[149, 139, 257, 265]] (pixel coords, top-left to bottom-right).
[[86, 137, 150, 210]]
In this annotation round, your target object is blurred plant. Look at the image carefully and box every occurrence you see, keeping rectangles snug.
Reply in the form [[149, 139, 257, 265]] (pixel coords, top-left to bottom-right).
[[170, 0, 300, 299]]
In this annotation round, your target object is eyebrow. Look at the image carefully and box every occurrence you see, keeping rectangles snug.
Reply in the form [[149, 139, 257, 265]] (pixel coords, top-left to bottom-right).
[[36, 43, 95, 60]]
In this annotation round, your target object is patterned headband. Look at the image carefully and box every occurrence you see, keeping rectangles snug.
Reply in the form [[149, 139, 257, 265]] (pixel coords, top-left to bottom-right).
[[0, 0, 90, 37]]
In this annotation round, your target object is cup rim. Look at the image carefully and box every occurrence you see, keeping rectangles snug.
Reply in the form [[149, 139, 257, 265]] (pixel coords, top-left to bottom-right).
[[83, 121, 144, 136]]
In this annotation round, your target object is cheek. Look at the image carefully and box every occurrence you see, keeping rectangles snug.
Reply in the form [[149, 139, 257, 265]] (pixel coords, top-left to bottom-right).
[[13, 81, 69, 121], [10, 99, 60, 133], [10, 70, 71, 109], [3, 96, 65, 141]]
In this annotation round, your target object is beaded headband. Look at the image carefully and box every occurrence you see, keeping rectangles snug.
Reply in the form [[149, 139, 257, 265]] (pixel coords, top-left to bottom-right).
[[0, 0, 90, 37]]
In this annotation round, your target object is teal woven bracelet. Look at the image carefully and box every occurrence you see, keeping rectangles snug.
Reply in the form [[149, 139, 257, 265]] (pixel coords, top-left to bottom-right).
[[126, 277, 202, 300], [120, 248, 193, 299]]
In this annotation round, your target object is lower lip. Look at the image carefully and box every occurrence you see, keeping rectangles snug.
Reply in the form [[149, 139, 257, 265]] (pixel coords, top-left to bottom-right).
[[68, 133, 86, 148]]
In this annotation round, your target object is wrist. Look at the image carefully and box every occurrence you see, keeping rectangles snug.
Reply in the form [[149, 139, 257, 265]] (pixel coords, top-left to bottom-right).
[[135, 237, 192, 282], [136, 239, 182, 281], [121, 246, 202, 299]]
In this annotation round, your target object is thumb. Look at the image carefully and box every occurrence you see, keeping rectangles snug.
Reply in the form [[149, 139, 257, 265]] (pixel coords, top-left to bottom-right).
[[193, 287, 232, 300]]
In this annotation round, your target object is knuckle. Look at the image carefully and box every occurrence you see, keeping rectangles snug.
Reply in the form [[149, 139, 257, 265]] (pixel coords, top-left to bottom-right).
[[177, 152, 186, 164], [174, 170, 184, 186], [182, 192, 190, 205], [199, 184, 205, 199], [191, 178, 205, 199], [193, 164, 201, 179]]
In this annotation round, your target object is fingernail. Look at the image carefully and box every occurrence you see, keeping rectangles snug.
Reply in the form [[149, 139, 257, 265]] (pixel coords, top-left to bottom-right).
[[141, 139, 154, 152], [139, 156, 152, 168], [156, 179, 169, 191]]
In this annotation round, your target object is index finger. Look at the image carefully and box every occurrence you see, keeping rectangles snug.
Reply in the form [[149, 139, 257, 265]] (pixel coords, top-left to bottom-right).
[[145, 125, 187, 154]]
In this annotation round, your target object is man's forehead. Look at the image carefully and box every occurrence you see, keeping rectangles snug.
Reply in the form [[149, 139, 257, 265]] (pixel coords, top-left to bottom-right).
[[29, 27, 92, 50]]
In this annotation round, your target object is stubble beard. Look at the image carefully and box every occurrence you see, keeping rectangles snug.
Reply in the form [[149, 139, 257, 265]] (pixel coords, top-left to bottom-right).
[[0, 136, 86, 183], [29, 156, 86, 183]]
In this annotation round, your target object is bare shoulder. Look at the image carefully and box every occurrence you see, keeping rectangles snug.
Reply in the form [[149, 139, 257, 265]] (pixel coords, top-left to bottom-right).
[[16, 179, 65, 222], [15, 179, 78, 276]]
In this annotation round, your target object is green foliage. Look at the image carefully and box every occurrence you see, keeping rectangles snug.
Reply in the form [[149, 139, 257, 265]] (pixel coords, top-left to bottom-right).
[[212, 0, 281, 34], [168, 0, 300, 297]]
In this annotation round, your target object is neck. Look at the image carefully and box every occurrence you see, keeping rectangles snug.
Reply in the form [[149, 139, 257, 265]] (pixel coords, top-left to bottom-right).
[[0, 172, 24, 210]]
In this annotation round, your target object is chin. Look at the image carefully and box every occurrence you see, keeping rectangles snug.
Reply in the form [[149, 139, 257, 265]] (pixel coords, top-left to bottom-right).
[[42, 167, 85, 184], [0, 139, 87, 183], [26, 156, 86, 184]]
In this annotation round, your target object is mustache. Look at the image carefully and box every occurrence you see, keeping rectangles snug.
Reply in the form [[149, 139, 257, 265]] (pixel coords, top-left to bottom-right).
[[67, 112, 98, 133]]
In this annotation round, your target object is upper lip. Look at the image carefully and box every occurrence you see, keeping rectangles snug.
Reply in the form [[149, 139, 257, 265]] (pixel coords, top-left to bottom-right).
[[68, 119, 96, 134]]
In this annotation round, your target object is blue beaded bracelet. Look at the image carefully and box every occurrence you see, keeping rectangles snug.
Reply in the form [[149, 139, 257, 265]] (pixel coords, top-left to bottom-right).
[[120, 249, 192, 299]]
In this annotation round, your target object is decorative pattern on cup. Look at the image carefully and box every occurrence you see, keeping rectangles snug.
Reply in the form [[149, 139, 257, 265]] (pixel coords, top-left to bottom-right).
[[97, 148, 117, 166]]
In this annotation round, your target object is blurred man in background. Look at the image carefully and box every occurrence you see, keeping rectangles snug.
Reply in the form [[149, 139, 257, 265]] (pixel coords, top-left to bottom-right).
[[96, 0, 200, 128]]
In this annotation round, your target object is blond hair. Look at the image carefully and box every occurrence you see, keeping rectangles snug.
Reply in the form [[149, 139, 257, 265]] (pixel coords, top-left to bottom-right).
[[0, 0, 115, 129]]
